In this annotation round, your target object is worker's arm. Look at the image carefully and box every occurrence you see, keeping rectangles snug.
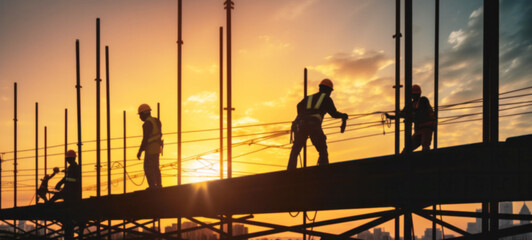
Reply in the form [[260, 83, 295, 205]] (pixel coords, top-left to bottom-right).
[[385, 107, 406, 120], [137, 121, 153, 160], [326, 98, 348, 133], [55, 177, 65, 190], [325, 98, 348, 119]]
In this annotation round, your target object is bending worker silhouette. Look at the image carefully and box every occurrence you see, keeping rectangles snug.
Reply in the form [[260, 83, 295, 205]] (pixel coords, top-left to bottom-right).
[[37, 166, 60, 203], [287, 79, 348, 170], [49, 150, 81, 203], [386, 84, 436, 153], [137, 104, 163, 189]]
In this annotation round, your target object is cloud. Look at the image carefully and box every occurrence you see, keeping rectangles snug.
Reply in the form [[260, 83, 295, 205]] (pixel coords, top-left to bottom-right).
[[309, 48, 393, 83], [285, 48, 396, 126], [185, 64, 217, 74], [274, 0, 317, 21], [185, 91, 217, 105]]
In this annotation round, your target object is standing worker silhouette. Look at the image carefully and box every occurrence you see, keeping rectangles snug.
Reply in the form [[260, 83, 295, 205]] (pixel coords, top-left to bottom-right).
[[385, 84, 436, 153], [49, 150, 82, 240], [137, 104, 163, 189], [287, 79, 349, 170]]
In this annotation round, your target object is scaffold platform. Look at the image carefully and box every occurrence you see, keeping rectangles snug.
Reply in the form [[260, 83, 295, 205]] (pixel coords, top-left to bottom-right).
[[1, 135, 531, 222]]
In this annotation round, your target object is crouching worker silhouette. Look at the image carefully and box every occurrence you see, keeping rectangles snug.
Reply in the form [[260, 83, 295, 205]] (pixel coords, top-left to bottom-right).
[[37, 167, 60, 203], [49, 150, 81, 203], [287, 79, 348, 170], [385, 84, 436, 153]]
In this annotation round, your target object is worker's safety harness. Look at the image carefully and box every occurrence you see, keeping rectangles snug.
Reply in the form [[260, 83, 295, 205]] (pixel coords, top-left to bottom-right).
[[290, 93, 347, 142]]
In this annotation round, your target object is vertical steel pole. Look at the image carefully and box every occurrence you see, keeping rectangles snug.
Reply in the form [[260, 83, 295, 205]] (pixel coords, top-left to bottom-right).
[[106, 46, 111, 197], [156, 102, 161, 234], [76, 39, 83, 192], [219, 25, 225, 240], [433, 0, 439, 152], [303, 68, 308, 169], [220, 26, 224, 181], [432, 1, 440, 239], [225, 1, 235, 238], [177, 0, 183, 238], [44, 126, 47, 237], [13, 82, 17, 237], [303, 68, 308, 240], [65, 109, 68, 171], [177, 0, 183, 187], [123, 110, 126, 240], [96, 18, 102, 198], [404, 0, 413, 239], [14, 82, 17, 209], [225, 0, 234, 180], [105, 45, 112, 239], [394, 0, 402, 239], [483, 1, 499, 143], [404, 0, 413, 152], [95, 17, 102, 239], [35, 103, 39, 204], [484, 0, 499, 238]]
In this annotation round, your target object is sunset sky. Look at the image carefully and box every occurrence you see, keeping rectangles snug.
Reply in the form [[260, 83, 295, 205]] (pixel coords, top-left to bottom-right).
[[1, 0, 531, 237]]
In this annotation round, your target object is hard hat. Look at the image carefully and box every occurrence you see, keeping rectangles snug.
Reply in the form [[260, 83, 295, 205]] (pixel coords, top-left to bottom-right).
[[412, 84, 422, 94], [66, 150, 77, 158], [138, 104, 151, 114], [319, 79, 334, 90]]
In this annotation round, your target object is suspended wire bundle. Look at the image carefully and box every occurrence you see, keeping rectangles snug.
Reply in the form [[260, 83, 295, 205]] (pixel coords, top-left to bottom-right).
[[2, 85, 532, 197]]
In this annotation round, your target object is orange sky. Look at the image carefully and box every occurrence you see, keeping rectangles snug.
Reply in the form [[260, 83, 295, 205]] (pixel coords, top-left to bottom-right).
[[1, 0, 531, 238]]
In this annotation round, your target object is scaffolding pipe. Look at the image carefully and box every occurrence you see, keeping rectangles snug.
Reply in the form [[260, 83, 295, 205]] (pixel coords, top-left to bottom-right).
[[404, 0, 413, 239], [177, 0, 183, 238], [65, 109, 68, 171], [483, 0, 500, 238], [105, 45, 111, 240], [220, 26, 224, 181], [14, 82, 17, 208], [13, 83, 18, 238], [44, 126, 48, 237], [106, 45, 111, 197], [96, 18, 102, 198], [123, 110, 127, 240], [394, 0, 401, 239], [432, 1, 440, 239], [35, 103, 39, 204], [95, 17, 102, 239], [156, 102, 161, 234], [225, 1, 235, 238], [303, 67, 308, 240], [76, 39, 83, 191]]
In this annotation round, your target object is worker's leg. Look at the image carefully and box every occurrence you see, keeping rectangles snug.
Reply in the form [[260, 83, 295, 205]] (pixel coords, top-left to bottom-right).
[[420, 128, 433, 151], [49, 191, 64, 203], [411, 131, 422, 151], [401, 132, 421, 154], [309, 124, 328, 166], [287, 125, 308, 170], [153, 154, 162, 188], [37, 190, 47, 203], [144, 154, 156, 188]]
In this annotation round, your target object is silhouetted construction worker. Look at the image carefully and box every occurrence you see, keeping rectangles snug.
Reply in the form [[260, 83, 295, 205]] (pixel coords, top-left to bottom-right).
[[137, 104, 163, 189], [287, 79, 348, 170], [37, 167, 60, 203], [50, 150, 81, 203], [386, 84, 436, 153]]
